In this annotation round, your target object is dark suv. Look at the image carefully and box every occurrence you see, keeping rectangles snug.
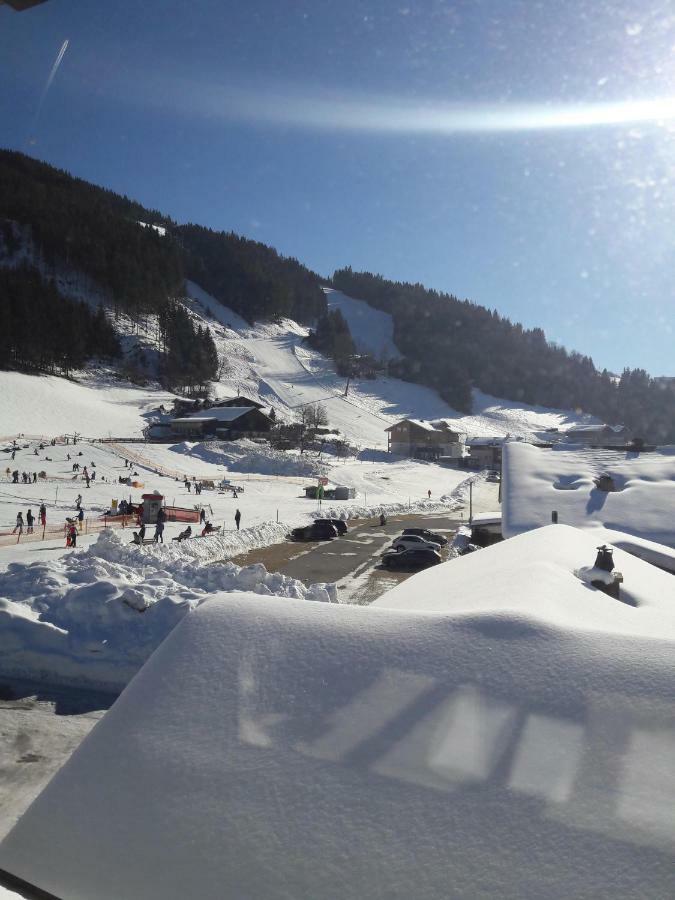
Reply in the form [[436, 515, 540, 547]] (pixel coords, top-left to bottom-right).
[[290, 521, 339, 541], [314, 518, 348, 535], [402, 527, 448, 546]]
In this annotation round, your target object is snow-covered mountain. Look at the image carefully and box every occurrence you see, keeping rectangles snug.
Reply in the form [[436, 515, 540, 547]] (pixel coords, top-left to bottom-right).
[[0, 277, 597, 447]]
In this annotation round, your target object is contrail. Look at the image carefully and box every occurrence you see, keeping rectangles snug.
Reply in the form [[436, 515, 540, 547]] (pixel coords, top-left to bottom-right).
[[28, 38, 69, 142]]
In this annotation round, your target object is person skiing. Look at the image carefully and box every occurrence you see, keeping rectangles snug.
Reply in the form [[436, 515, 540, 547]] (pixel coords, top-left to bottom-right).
[[78, 507, 84, 530], [26, 509, 34, 534], [13, 512, 24, 534], [39, 503, 46, 528], [234, 508, 241, 531]]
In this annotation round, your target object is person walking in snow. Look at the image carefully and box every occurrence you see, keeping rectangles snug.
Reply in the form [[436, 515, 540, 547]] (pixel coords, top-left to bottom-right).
[[234, 508, 241, 531], [153, 519, 164, 543], [200, 508, 206, 525], [32, 472, 37, 483], [77, 507, 84, 530], [13, 512, 24, 534], [39, 503, 46, 528], [12, 470, 19, 484], [26, 509, 34, 534], [68, 522, 78, 548], [75, 494, 82, 510], [427, 489, 431, 499]]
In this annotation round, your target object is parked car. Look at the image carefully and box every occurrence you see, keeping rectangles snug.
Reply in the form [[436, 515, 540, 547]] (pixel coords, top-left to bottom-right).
[[381, 547, 442, 569], [486, 470, 500, 482], [391, 534, 441, 552], [402, 527, 448, 546], [290, 521, 339, 541], [314, 518, 348, 535]]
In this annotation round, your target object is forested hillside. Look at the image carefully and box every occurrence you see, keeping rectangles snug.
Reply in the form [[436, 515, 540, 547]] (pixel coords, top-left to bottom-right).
[[332, 268, 675, 442], [178, 225, 325, 325], [2, 149, 674, 440], [0, 265, 120, 375]]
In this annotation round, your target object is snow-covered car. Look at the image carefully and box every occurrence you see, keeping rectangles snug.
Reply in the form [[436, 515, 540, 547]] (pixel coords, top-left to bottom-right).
[[486, 470, 501, 482], [391, 534, 441, 552], [290, 522, 339, 541], [314, 517, 348, 535], [381, 547, 441, 569], [402, 527, 448, 546]]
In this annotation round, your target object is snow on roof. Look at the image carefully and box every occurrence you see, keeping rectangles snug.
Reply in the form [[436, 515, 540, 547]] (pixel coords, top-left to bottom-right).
[[2, 563, 673, 899], [171, 417, 218, 425], [467, 436, 503, 446], [502, 442, 675, 549], [564, 423, 626, 435], [187, 406, 257, 423], [375, 524, 675, 635], [471, 511, 502, 526], [385, 418, 440, 432]]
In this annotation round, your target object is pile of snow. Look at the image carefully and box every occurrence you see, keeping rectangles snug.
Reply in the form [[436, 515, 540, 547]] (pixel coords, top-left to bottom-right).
[[2, 539, 673, 899], [0, 529, 337, 692], [502, 442, 675, 553], [171, 439, 327, 478]]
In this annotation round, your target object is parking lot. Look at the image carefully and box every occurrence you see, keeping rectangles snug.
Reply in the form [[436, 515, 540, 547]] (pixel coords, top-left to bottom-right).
[[232, 511, 467, 604]]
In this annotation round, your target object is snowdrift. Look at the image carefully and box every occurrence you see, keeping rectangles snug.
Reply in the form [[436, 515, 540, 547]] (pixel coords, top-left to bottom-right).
[[0, 530, 337, 692], [1, 526, 673, 899]]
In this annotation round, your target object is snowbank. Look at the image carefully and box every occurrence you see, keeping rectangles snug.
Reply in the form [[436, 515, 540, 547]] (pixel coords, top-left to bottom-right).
[[2, 577, 673, 899], [171, 439, 327, 477], [0, 530, 337, 692]]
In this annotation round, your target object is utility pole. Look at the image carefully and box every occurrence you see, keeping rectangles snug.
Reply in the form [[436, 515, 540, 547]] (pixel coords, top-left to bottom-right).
[[469, 480, 473, 525]]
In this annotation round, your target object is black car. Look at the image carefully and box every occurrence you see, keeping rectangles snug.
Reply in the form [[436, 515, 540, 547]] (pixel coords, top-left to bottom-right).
[[402, 527, 448, 547], [290, 521, 339, 541], [314, 518, 348, 535], [381, 547, 441, 569]]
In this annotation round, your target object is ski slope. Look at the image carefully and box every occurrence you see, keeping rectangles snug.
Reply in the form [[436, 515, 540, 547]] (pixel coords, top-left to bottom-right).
[[323, 286, 401, 360], [0, 279, 596, 447]]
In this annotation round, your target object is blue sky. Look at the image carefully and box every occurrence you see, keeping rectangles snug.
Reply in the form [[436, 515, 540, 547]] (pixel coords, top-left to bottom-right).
[[2, 0, 675, 374]]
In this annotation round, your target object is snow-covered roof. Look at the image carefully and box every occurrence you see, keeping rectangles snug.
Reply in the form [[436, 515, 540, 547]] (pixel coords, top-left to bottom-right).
[[502, 442, 675, 550], [2, 534, 673, 899], [170, 417, 218, 425], [467, 436, 503, 446], [564, 423, 626, 435], [188, 406, 258, 423], [471, 511, 502, 526], [385, 418, 440, 433]]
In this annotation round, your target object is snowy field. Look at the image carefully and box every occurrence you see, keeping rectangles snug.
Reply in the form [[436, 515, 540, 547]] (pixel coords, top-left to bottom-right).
[[1, 525, 673, 899]]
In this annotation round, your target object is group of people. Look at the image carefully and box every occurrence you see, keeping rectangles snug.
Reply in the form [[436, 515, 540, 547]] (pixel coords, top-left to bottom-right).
[[12, 503, 47, 535], [184, 479, 205, 495], [10, 470, 37, 484]]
